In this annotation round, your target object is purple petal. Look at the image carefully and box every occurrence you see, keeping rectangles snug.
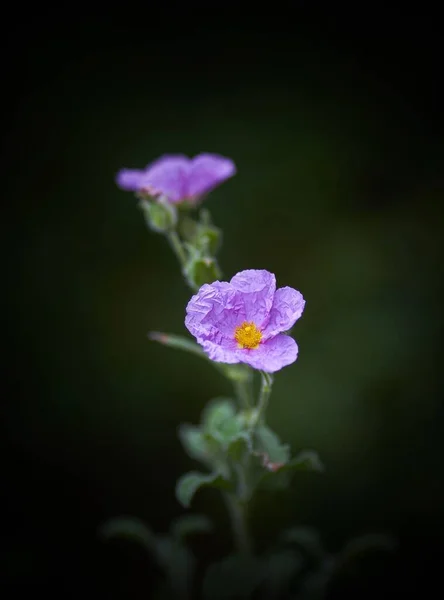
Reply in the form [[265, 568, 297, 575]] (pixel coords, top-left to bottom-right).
[[238, 334, 298, 373], [185, 282, 246, 343], [115, 168, 148, 191], [145, 154, 189, 169], [201, 339, 240, 363], [187, 153, 236, 198], [263, 287, 305, 339], [143, 155, 190, 202], [230, 269, 276, 326]]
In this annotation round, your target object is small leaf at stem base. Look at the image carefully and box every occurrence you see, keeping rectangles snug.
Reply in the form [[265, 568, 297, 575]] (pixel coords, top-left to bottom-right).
[[175, 471, 232, 508]]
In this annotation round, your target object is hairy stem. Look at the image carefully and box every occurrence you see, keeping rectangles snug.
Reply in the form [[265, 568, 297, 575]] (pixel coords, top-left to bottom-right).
[[166, 230, 188, 270], [234, 379, 252, 409], [222, 375, 256, 554], [223, 493, 252, 555], [251, 371, 274, 428]]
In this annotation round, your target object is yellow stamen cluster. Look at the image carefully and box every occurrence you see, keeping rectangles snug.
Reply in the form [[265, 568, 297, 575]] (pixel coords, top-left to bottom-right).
[[234, 321, 262, 349]]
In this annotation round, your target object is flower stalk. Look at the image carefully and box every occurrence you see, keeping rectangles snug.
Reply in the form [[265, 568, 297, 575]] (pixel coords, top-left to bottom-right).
[[166, 230, 189, 273], [223, 492, 252, 555], [252, 371, 274, 428]]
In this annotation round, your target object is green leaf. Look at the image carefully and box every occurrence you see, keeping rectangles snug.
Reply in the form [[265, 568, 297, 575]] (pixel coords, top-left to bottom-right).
[[178, 398, 250, 475], [178, 424, 209, 462], [226, 431, 252, 462], [99, 518, 199, 600], [216, 415, 243, 441], [199, 208, 213, 226], [170, 514, 213, 540], [286, 450, 324, 473], [201, 398, 249, 454], [166, 542, 196, 600], [198, 227, 222, 256], [179, 212, 222, 256], [98, 516, 157, 555], [178, 216, 199, 241], [194, 221, 222, 256], [201, 432, 225, 454], [202, 554, 265, 600], [246, 426, 292, 492], [156, 536, 196, 600], [255, 425, 291, 464], [257, 450, 324, 491], [175, 471, 232, 508], [148, 332, 253, 383], [185, 256, 222, 289], [148, 332, 206, 358], [217, 416, 246, 445], [154, 535, 173, 567], [202, 397, 236, 431], [279, 527, 325, 562]]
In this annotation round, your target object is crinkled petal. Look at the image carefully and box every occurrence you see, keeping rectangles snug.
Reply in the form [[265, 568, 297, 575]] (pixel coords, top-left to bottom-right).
[[185, 282, 246, 343], [201, 338, 240, 363], [187, 153, 236, 198], [238, 334, 298, 373], [230, 269, 276, 326], [263, 287, 305, 339], [143, 155, 190, 202], [115, 169, 148, 191]]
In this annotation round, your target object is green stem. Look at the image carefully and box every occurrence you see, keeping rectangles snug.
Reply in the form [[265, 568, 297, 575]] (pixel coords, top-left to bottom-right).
[[166, 230, 188, 271], [234, 379, 251, 409], [252, 371, 274, 428], [223, 492, 252, 555], [166, 230, 201, 292], [225, 375, 255, 554]]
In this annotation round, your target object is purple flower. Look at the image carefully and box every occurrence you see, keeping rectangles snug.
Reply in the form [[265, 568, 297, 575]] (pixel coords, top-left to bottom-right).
[[116, 153, 236, 204], [185, 269, 305, 373]]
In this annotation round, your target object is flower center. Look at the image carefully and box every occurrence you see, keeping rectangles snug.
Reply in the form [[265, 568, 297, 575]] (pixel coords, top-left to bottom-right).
[[234, 321, 262, 349]]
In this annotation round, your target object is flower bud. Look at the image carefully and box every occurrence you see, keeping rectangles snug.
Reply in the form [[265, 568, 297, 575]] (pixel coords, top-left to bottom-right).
[[139, 196, 177, 233], [185, 256, 221, 289], [195, 224, 222, 256], [179, 216, 222, 256]]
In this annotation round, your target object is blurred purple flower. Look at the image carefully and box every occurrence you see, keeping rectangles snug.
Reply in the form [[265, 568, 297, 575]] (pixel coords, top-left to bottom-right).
[[185, 269, 305, 373], [116, 153, 236, 204]]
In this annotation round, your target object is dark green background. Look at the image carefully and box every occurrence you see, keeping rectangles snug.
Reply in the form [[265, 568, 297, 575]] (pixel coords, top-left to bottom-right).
[[4, 4, 443, 598]]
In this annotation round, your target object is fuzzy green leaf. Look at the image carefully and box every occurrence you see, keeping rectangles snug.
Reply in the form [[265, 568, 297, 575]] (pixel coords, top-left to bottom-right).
[[98, 516, 160, 560], [170, 514, 213, 540], [178, 424, 209, 462], [175, 471, 231, 508]]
